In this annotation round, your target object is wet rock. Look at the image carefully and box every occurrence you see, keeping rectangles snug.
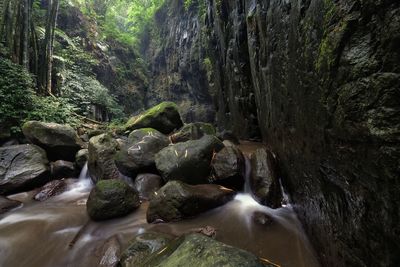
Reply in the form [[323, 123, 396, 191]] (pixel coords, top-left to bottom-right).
[[252, 212, 274, 226], [142, 233, 272, 267], [155, 135, 224, 184], [33, 179, 68, 201], [96, 236, 121, 267], [119, 232, 173, 267], [51, 160, 76, 178], [134, 174, 164, 200], [0, 144, 50, 195], [0, 196, 22, 214], [75, 149, 89, 169], [188, 226, 217, 238], [88, 134, 120, 183], [1, 139, 19, 147], [170, 122, 216, 143], [124, 102, 183, 134], [87, 179, 140, 221], [115, 129, 169, 178], [211, 146, 245, 190], [249, 149, 282, 209], [22, 121, 82, 161], [147, 181, 235, 223], [217, 130, 240, 145]]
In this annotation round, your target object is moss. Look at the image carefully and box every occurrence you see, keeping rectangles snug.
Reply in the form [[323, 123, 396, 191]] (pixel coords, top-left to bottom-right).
[[96, 179, 126, 192]]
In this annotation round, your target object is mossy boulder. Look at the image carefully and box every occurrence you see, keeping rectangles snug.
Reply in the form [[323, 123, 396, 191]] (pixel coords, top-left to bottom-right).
[[124, 102, 183, 134], [115, 129, 170, 177], [147, 181, 235, 223], [170, 122, 216, 143], [88, 134, 120, 183], [22, 121, 82, 161], [119, 232, 174, 267], [155, 135, 224, 184], [211, 146, 245, 190], [0, 144, 50, 195], [141, 233, 272, 267], [86, 179, 140, 221], [250, 149, 282, 209]]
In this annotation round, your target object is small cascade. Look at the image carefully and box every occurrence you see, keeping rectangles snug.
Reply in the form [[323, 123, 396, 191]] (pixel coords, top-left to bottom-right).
[[78, 162, 90, 181], [61, 162, 93, 199]]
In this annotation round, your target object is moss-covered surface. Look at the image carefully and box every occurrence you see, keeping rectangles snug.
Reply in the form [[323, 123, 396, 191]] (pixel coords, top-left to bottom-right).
[[171, 122, 216, 143]]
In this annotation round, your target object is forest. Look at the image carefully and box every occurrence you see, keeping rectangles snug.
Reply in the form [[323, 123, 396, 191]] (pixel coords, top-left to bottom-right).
[[0, 0, 399, 267]]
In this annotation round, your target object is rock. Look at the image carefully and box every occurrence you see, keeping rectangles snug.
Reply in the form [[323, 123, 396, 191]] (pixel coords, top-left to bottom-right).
[[75, 149, 89, 169], [155, 135, 224, 184], [115, 129, 169, 177], [249, 149, 282, 209], [119, 232, 173, 267], [87, 179, 140, 221], [211, 146, 245, 190], [0, 144, 50, 195], [170, 122, 216, 143], [33, 180, 68, 201], [88, 134, 120, 183], [22, 121, 82, 161], [87, 129, 105, 139], [0, 196, 22, 215], [124, 102, 183, 134], [188, 226, 217, 238], [217, 130, 240, 145], [252, 212, 274, 226], [1, 139, 19, 147], [134, 174, 164, 200], [142, 233, 272, 267], [147, 181, 235, 223], [51, 160, 76, 178], [96, 236, 121, 267]]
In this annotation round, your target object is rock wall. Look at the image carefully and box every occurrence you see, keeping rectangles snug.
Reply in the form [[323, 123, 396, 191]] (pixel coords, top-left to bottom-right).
[[152, 0, 400, 266]]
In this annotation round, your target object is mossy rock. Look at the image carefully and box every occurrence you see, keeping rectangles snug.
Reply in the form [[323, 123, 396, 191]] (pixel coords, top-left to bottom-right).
[[125, 102, 183, 134], [170, 122, 216, 143], [140, 233, 273, 267], [22, 121, 82, 161], [86, 179, 140, 221], [155, 135, 224, 184], [146, 180, 235, 223]]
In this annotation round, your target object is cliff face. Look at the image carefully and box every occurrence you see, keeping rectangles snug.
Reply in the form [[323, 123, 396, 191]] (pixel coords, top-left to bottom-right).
[[150, 0, 400, 266]]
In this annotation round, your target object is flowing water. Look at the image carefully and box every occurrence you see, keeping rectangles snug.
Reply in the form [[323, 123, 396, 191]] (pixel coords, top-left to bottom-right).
[[0, 142, 319, 267]]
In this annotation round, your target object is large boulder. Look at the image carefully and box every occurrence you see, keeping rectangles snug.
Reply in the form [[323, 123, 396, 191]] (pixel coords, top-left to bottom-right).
[[88, 134, 120, 183], [124, 102, 183, 134], [141, 233, 272, 267], [115, 129, 169, 177], [134, 173, 164, 200], [87, 179, 140, 221], [170, 122, 216, 143], [22, 121, 82, 161], [155, 135, 224, 184], [0, 144, 50, 195], [147, 181, 235, 223], [33, 180, 68, 201], [211, 146, 245, 190], [249, 149, 282, 209], [119, 232, 173, 267], [0, 196, 22, 215]]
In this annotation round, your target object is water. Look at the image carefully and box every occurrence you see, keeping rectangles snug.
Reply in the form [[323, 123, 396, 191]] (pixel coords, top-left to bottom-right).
[[0, 146, 320, 267]]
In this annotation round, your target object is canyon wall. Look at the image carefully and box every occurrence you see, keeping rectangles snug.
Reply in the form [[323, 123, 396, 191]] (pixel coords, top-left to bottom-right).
[[151, 0, 400, 266]]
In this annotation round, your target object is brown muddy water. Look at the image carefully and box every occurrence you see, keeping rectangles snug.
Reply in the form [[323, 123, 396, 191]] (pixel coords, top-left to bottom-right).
[[0, 142, 320, 267]]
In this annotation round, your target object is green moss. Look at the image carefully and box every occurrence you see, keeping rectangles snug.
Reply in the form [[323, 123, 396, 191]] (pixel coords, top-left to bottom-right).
[[96, 179, 126, 192]]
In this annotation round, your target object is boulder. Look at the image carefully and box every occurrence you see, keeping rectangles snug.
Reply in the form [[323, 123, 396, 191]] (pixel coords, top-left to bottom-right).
[[119, 232, 173, 267], [51, 160, 76, 178], [22, 121, 82, 161], [88, 134, 120, 183], [134, 174, 164, 200], [33, 179, 68, 201], [124, 102, 183, 134], [211, 146, 245, 190], [0, 144, 50, 195], [115, 129, 169, 177], [147, 181, 235, 223], [155, 135, 224, 184], [87, 179, 140, 221], [96, 236, 121, 267], [0, 196, 22, 215], [249, 149, 282, 209], [217, 130, 240, 145], [141, 233, 272, 267], [75, 148, 89, 169], [170, 122, 216, 143]]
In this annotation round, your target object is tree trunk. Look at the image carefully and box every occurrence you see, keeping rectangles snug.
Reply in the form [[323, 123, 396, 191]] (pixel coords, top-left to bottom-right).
[[21, 0, 29, 69]]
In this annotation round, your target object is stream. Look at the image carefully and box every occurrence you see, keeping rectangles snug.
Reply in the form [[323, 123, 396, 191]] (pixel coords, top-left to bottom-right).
[[0, 142, 320, 267]]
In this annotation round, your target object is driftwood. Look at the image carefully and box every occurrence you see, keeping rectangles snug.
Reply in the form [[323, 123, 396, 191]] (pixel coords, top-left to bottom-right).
[[69, 220, 91, 249]]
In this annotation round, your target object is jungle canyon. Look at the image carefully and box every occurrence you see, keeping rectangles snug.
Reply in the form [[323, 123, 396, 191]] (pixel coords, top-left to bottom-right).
[[0, 0, 399, 267]]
